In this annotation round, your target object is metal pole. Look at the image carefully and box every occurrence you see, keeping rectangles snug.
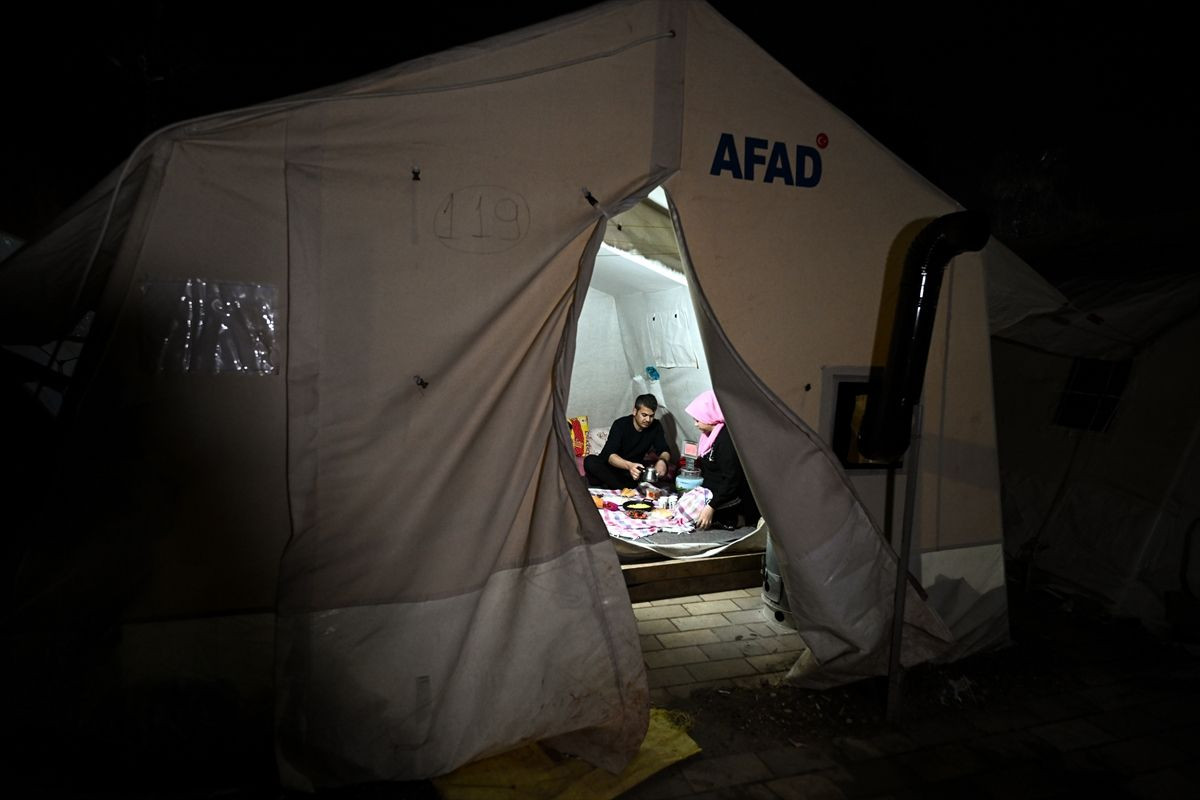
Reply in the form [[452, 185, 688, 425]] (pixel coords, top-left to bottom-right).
[[885, 463, 896, 549], [886, 401, 922, 722]]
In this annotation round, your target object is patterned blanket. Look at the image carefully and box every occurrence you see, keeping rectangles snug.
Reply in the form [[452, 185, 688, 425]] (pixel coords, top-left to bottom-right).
[[591, 487, 713, 540]]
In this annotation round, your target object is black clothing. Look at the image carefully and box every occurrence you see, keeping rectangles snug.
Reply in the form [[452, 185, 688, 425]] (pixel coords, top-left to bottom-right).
[[698, 427, 759, 527], [584, 415, 670, 490], [602, 415, 670, 464], [583, 454, 636, 489]]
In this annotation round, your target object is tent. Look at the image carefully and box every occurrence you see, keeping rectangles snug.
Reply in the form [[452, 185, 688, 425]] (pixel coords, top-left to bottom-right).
[[988, 261, 1200, 631], [2, 0, 1012, 787]]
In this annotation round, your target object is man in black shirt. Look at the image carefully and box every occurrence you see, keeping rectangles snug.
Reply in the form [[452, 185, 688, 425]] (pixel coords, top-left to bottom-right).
[[584, 394, 671, 489]]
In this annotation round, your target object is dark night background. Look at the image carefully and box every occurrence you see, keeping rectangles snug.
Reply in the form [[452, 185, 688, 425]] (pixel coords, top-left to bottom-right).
[[2, 1, 1197, 288]]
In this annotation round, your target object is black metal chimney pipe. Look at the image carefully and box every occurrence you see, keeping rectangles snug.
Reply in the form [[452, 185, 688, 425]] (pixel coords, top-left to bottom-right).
[[858, 211, 990, 462]]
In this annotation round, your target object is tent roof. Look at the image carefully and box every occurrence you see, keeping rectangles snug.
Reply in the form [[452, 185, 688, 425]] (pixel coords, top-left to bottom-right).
[[989, 259, 1200, 359], [592, 242, 686, 296]]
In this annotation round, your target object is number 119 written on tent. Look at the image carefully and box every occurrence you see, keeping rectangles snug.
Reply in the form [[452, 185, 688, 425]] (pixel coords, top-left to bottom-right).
[[435, 187, 529, 253]]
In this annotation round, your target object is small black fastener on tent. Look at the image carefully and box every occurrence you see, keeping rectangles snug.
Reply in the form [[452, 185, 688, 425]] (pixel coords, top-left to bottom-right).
[[583, 189, 599, 207], [856, 210, 990, 723], [413, 375, 429, 390], [411, 167, 421, 181]]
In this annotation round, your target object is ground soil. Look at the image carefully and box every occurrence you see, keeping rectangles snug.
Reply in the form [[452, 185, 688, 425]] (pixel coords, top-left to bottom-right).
[[664, 582, 1194, 759]]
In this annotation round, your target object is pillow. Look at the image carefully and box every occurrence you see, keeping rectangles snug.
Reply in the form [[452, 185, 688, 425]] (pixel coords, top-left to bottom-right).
[[588, 426, 610, 455], [567, 416, 589, 457]]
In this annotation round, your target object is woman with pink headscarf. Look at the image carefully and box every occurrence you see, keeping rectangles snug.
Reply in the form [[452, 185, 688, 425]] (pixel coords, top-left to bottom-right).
[[683, 389, 760, 530]]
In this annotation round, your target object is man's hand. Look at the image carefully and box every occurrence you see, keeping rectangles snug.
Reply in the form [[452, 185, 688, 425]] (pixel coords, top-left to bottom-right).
[[697, 505, 714, 530], [628, 462, 644, 481]]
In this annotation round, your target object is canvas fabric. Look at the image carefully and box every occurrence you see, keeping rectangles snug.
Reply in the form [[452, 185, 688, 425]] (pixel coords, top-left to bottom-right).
[[0, 0, 1014, 787]]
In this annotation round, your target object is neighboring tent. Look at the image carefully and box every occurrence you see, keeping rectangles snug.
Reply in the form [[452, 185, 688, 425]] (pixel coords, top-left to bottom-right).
[[988, 263, 1200, 631], [1, 0, 1011, 787]]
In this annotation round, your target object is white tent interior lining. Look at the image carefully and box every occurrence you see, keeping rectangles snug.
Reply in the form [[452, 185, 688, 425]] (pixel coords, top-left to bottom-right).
[[567, 190, 766, 559], [568, 189, 708, 437]]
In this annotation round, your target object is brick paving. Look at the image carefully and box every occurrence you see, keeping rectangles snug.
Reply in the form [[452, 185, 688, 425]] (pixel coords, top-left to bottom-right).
[[634, 589, 800, 703], [621, 587, 1200, 799]]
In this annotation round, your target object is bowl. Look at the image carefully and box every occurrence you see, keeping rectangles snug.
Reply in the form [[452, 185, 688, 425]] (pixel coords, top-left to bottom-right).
[[622, 499, 654, 519]]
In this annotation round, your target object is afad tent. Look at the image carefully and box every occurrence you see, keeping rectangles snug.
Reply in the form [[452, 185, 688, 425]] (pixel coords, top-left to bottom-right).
[[2, 0, 1010, 788]]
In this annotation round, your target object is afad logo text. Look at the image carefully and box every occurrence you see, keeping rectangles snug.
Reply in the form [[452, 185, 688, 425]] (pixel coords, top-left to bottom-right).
[[709, 132, 828, 188]]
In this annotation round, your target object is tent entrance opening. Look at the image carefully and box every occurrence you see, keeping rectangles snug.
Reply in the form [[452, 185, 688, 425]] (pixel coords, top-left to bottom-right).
[[564, 187, 768, 575]]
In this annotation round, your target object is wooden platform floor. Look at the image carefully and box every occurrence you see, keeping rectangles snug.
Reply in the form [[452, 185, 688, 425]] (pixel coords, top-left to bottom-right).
[[621, 551, 765, 604]]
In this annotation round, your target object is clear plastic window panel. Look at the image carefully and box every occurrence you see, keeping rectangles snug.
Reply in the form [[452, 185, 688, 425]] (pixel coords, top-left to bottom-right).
[[141, 279, 278, 375]]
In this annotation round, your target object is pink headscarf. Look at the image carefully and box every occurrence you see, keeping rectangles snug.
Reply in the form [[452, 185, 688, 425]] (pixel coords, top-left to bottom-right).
[[685, 389, 725, 457]]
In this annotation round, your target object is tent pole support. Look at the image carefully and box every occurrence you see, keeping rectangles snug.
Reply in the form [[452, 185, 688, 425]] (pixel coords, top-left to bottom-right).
[[884, 463, 896, 549], [886, 401, 922, 722]]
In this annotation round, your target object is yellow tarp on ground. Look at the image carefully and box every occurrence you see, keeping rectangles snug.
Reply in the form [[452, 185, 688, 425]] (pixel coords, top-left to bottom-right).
[[433, 709, 700, 800]]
